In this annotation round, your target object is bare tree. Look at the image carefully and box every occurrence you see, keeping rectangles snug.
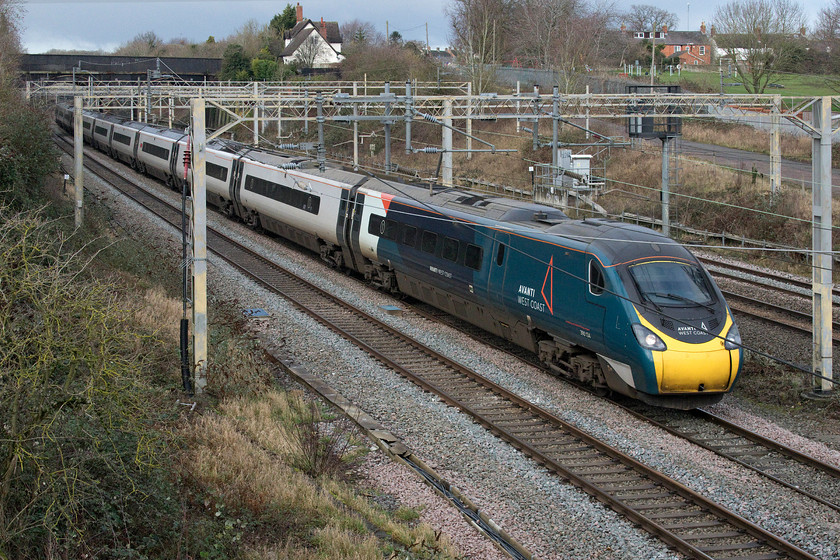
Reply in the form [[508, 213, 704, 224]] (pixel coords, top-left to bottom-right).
[[713, 0, 806, 93], [447, 0, 514, 93], [341, 19, 382, 47], [0, 0, 22, 88], [622, 4, 678, 32], [514, 0, 578, 68], [552, 2, 617, 93], [293, 33, 324, 68], [114, 31, 166, 56], [814, 0, 840, 42]]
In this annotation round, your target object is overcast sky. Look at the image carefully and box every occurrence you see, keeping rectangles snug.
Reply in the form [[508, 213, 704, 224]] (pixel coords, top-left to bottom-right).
[[19, 0, 828, 55]]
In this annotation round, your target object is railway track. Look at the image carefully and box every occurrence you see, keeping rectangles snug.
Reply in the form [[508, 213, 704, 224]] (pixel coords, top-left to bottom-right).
[[57, 134, 823, 560], [413, 301, 840, 511], [699, 256, 840, 339]]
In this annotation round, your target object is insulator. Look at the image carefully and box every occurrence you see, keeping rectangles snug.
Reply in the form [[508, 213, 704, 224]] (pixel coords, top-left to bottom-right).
[[415, 147, 441, 153], [280, 163, 301, 169], [277, 143, 300, 150], [419, 113, 441, 124]]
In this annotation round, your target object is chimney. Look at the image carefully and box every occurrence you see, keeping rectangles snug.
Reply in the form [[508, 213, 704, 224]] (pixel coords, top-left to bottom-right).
[[700, 21, 706, 34], [662, 25, 668, 35], [296, 3, 302, 23], [620, 23, 626, 32], [800, 26, 806, 37], [710, 25, 716, 36], [320, 17, 327, 39]]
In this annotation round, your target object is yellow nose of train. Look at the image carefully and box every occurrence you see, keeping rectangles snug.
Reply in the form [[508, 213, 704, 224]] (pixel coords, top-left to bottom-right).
[[641, 314, 740, 394]]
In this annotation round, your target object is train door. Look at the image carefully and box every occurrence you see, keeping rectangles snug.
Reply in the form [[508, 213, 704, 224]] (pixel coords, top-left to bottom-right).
[[169, 134, 187, 180], [487, 231, 510, 304], [583, 258, 607, 344], [347, 191, 366, 267], [228, 157, 246, 219], [337, 182, 366, 272]]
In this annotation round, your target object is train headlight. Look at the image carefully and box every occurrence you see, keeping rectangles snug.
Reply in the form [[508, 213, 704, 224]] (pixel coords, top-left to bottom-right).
[[724, 324, 741, 350], [632, 324, 666, 351]]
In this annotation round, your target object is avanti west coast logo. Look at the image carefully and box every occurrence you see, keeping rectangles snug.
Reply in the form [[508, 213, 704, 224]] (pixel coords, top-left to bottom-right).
[[516, 256, 554, 315]]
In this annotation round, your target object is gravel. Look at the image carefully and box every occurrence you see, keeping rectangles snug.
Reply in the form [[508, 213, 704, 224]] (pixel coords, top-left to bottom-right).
[[75, 149, 840, 559]]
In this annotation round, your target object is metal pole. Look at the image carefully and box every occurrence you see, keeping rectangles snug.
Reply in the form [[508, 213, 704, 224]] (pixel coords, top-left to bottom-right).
[[384, 82, 391, 173], [516, 81, 521, 133], [404, 81, 412, 154], [532, 85, 539, 151], [316, 91, 326, 172], [277, 91, 283, 139], [442, 99, 453, 187], [466, 82, 473, 160], [770, 95, 781, 195], [253, 82, 259, 146], [190, 98, 208, 395], [73, 96, 84, 228], [661, 136, 671, 237], [811, 96, 834, 394], [353, 82, 359, 169], [168, 96, 173, 129], [552, 86, 559, 182]]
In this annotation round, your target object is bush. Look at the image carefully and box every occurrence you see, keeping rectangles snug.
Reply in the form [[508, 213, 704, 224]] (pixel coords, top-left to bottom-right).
[[0, 207, 177, 558], [0, 89, 58, 209]]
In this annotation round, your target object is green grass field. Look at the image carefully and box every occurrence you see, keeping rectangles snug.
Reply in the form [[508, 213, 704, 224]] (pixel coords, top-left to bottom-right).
[[649, 68, 839, 97]]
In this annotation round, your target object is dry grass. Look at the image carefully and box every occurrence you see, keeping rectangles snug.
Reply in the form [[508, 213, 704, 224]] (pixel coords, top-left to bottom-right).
[[131, 286, 183, 340], [682, 120, 816, 162], [181, 390, 463, 559]]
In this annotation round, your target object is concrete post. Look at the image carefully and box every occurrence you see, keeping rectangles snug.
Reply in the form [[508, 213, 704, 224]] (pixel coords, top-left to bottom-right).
[[190, 98, 208, 395], [811, 97, 834, 394], [443, 99, 453, 187], [770, 95, 781, 195], [74, 96, 84, 228]]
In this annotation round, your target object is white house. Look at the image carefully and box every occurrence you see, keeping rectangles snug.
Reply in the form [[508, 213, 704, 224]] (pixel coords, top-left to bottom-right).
[[281, 4, 344, 68]]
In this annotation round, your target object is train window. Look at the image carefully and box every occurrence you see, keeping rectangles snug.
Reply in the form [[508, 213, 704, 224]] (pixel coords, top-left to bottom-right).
[[95, 126, 108, 136], [442, 237, 459, 262], [465, 244, 483, 271], [399, 224, 417, 247], [207, 162, 229, 182], [589, 260, 605, 295], [83, 122, 91, 130], [383, 219, 398, 240], [421, 231, 437, 254], [244, 175, 321, 215], [142, 142, 170, 160], [496, 243, 506, 266], [368, 215, 384, 237], [113, 132, 131, 145]]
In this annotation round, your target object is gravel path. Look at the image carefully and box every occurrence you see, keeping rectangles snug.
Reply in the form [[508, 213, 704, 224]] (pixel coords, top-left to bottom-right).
[[73, 150, 840, 559]]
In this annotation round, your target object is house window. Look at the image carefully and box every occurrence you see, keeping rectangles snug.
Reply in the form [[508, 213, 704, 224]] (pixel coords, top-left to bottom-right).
[[634, 32, 644, 38], [699, 46, 706, 55]]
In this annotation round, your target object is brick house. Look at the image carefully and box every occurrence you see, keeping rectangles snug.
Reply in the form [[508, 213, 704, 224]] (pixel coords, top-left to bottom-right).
[[625, 22, 713, 66]]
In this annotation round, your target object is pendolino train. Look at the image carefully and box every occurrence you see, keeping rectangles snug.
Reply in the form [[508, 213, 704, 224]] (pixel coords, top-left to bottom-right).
[[56, 103, 742, 409]]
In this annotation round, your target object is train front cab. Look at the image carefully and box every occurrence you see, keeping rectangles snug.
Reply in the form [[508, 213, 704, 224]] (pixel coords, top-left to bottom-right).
[[601, 257, 742, 409]]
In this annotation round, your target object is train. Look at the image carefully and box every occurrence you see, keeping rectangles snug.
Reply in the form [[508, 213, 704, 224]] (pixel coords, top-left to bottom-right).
[[55, 103, 742, 409]]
